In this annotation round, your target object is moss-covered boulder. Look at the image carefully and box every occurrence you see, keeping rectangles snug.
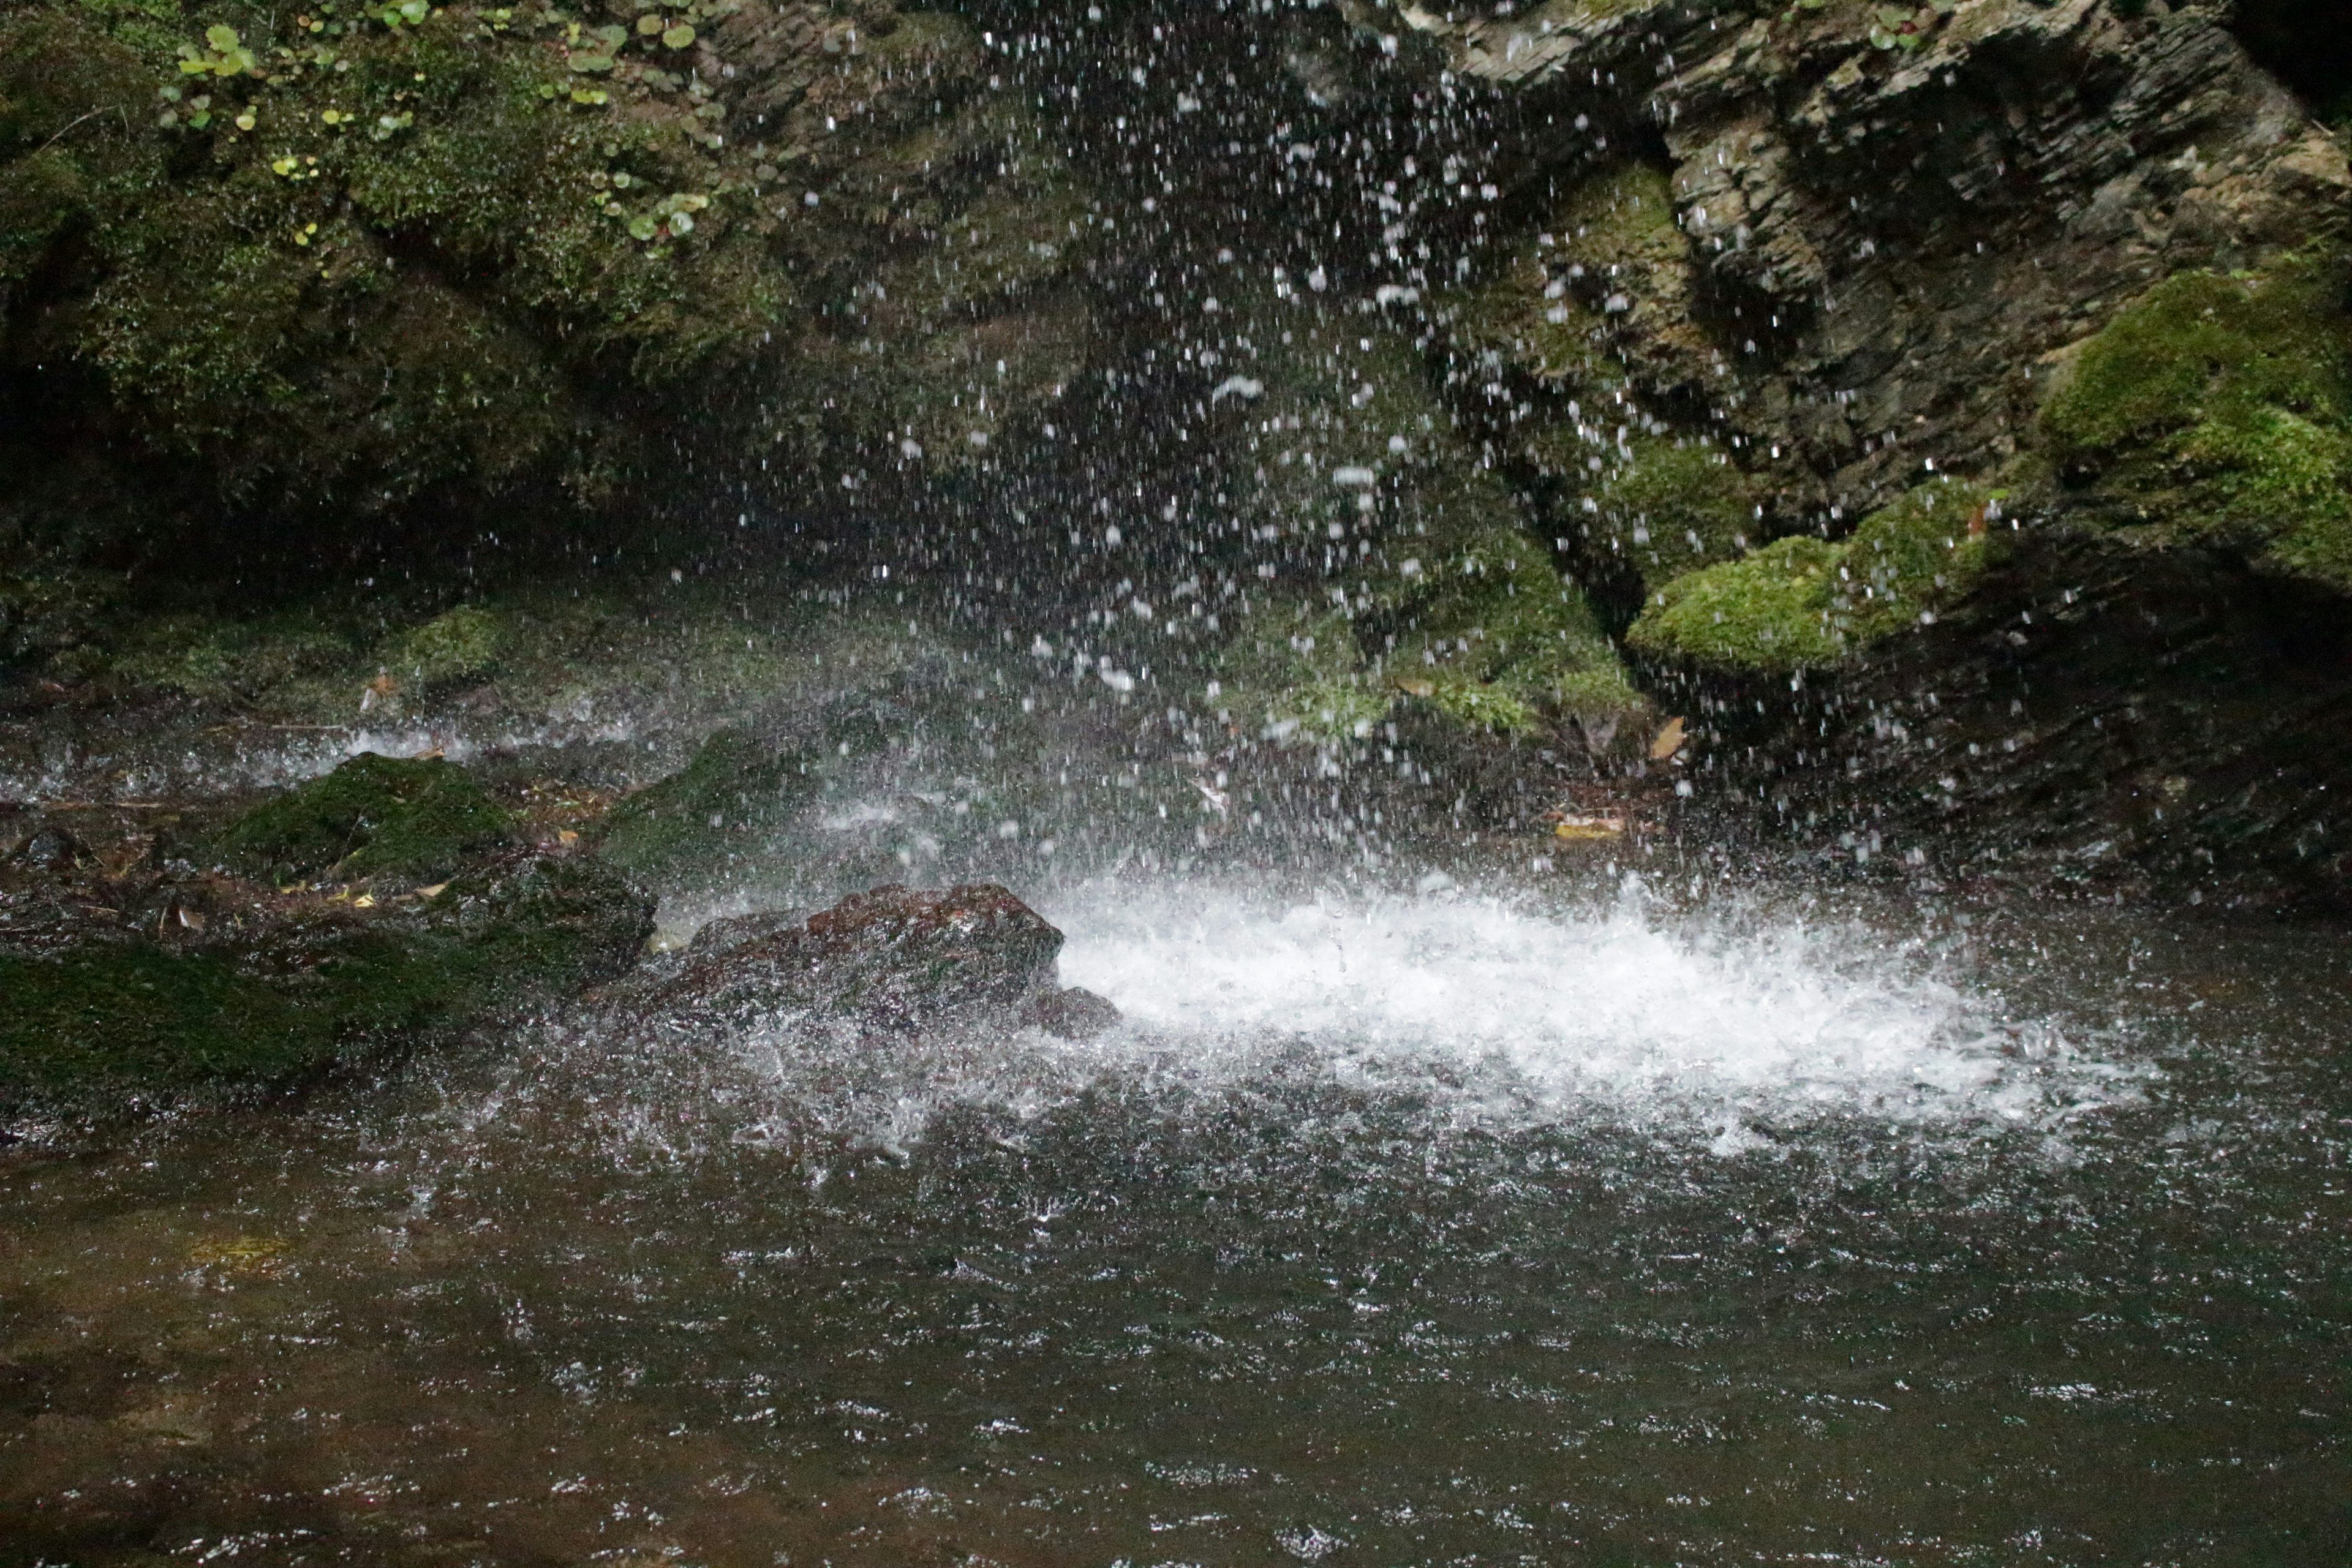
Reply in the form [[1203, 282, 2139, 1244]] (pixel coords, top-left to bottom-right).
[[213, 752, 513, 883], [1626, 480, 2000, 673], [2042, 257, 2352, 591], [0, 837, 652, 1115]]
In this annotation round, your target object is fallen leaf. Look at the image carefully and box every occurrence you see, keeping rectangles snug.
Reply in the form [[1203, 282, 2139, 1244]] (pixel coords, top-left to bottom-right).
[[1966, 502, 1988, 538], [412, 745, 445, 761], [367, 671, 399, 697], [1650, 716, 1687, 761], [1554, 814, 1626, 842], [415, 883, 449, 899], [557, 829, 580, 846], [1393, 676, 1436, 698], [352, 894, 376, 909]]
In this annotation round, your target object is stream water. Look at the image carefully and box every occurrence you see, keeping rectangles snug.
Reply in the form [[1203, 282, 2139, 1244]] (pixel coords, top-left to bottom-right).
[[6, 821, 2347, 1564]]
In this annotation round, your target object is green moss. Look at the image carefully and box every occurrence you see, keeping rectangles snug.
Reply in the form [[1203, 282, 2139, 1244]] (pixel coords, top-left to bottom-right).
[[1567, 437, 1758, 593], [0, 851, 650, 1110], [216, 753, 513, 883], [1839, 480, 1997, 638], [2042, 259, 2352, 590], [98, 603, 360, 699], [1626, 535, 1845, 671], [589, 723, 827, 878], [391, 603, 502, 686], [0, 945, 328, 1106], [1627, 480, 1998, 673]]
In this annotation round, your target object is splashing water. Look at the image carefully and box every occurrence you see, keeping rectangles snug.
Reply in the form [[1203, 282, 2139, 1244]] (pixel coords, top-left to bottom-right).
[[568, 875, 2144, 1164], [1049, 876, 2143, 1139]]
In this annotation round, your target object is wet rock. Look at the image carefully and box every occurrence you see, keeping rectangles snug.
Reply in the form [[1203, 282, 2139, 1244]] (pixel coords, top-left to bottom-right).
[[8, 824, 86, 872], [685, 907, 813, 956], [1022, 985, 1122, 1042], [211, 753, 515, 886], [1, 773, 654, 1115], [641, 884, 1115, 1036]]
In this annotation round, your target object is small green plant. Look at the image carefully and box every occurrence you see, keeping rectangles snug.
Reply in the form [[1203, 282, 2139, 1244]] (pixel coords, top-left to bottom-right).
[[178, 22, 257, 77], [1869, 0, 1955, 50]]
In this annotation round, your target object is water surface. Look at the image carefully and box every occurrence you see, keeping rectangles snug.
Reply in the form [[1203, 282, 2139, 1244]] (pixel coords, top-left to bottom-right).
[[6, 871, 2345, 1566]]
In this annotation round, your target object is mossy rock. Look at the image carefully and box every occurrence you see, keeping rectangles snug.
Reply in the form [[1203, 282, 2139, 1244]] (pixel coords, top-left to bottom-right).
[[0, 944, 331, 1107], [0, 850, 652, 1112], [1561, 437, 1759, 594], [390, 604, 504, 687], [214, 753, 513, 883], [2043, 257, 2352, 592], [588, 702, 893, 880], [1627, 480, 1999, 673]]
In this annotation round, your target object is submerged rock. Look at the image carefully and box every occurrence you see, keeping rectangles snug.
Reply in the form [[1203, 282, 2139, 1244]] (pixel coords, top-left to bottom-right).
[[641, 884, 1117, 1038]]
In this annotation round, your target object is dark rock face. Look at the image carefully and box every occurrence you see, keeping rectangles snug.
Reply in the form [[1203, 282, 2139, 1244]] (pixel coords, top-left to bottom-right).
[[643, 884, 1117, 1037], [1670, 529, 2352, 917], [1412, 0, 2347, 526], [0, 766, 654, 1116]]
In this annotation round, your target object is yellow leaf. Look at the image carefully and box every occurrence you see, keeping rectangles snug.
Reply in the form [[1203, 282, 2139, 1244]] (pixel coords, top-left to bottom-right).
[[1649, 716, 1687, 761], [1554, 815, 1626, 842], [557, 829, 580, 846], [1392, 676, 1434, 698], [416, 883, 450, 899]]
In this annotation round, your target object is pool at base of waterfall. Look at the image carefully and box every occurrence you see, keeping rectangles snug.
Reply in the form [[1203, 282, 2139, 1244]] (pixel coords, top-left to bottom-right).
[[2, 874, 2346, 1567]]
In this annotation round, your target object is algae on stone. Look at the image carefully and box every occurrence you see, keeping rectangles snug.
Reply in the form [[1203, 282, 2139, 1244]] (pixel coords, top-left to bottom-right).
[[1627, 479, 1998, 673], [2042, 258, 2352, 592], [0, 850, 651, 1112], [216, 753, 514, 883]]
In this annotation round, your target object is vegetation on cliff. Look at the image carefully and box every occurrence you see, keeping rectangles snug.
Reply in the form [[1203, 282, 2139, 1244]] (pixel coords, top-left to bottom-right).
[[0, 0, 1095, 556], [2041, 255, 2352, 592], [1626, 480, 2000, 673]]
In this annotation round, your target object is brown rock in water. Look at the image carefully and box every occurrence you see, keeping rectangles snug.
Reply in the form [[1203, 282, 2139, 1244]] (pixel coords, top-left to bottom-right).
[[1022, 985, 1122, 1042], [650, 884, 1117, 1035]]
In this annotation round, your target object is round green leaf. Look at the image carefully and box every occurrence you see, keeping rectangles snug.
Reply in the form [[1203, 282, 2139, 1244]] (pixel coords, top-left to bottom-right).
[[636, 13, 664, 33], [662, 23, 695, 48], [205, 23, 240, 49]]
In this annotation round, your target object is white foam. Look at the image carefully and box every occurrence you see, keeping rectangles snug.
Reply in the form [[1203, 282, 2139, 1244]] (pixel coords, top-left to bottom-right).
[[1047, 877, 2144, 1137]]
